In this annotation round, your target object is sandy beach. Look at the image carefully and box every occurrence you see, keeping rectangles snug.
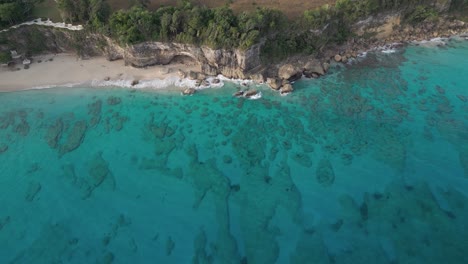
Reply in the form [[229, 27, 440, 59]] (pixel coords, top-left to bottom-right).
[[0, 53, 200, 92]]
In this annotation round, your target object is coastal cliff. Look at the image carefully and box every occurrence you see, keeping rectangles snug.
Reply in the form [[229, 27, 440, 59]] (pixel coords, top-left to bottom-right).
[[104, 40, 261, 79], [0, 25, 261, 80]]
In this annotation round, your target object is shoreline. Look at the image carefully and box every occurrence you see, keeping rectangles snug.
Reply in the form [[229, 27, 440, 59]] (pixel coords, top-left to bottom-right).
[[0, 34, 466, 94], [0, 53, 202, 92]]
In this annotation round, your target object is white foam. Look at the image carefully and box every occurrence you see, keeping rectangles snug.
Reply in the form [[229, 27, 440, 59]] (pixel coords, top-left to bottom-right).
[[1, 18, 83, 33], [381, 49, 397, 54], [248, 91, 262, 100], [413, 37, 449, 47]]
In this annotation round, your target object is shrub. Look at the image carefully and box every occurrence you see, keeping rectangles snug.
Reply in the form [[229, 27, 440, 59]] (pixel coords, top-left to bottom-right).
[[0, 51, 11, 63], [405, 5, 438, 24]]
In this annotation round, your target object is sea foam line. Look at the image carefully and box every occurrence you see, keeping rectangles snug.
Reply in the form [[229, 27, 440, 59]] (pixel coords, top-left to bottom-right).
[[0, 18, 83, 33]]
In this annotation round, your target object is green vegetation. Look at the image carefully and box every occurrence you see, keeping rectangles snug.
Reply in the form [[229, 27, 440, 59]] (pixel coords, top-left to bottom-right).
[[107, 3, 284, 49], [405, 5, 438, 24], [0, 0, 43, 27], [0, 50, 11, 63], [56, 0, 110, 27], [2, 0, 466, 63]]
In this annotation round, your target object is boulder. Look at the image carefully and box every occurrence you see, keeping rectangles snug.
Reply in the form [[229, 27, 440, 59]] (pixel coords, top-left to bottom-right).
[[197, 73, 206, 80], [177, 69, 186, 78], [266, 78, 282, 90], [250, 73, 265, 83], [212, 78, 220, 84], [334, 54, 342, 62], [244, 90, 258, 98], [304, 59, 325, 77], [182, 88, 196, 95], [278, 64, 302, 81], [188, 71, 198, 80], [280, 84, 294, 94], [341, 56, 348, 63]]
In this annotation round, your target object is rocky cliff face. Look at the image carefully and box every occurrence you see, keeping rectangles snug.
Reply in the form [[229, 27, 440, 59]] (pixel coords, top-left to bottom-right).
[[0, 26, 102, 57], [1, 25, 261, 79], [104, 40, 262, 79]]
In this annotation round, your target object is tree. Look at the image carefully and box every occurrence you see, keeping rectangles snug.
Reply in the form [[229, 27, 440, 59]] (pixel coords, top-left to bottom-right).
[[57, 0, 89, 23], [0, 2, 21, 25], [89, 0, 111, 28]]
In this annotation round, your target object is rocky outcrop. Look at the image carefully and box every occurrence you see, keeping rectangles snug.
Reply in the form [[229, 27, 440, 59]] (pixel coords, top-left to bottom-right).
[[278, 64, 302, 81], [266, 78, 282, 90], [280, 83, 294, 95], [303, 60, 325, 78], [106, 41, 262, 79]]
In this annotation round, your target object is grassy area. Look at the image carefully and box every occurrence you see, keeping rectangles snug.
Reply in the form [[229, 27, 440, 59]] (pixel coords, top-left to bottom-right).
[[32, 0, 62, 22], [109, 0, 335, 18]]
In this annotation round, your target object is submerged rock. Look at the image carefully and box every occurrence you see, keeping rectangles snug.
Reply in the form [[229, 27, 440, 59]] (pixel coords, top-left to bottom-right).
[[460, 147, 468, 178], [0, 143, 8, 153], [10, 223, 72, 263], [0, 112, 15, 129], [14, 119, 30, 136], [316, 158, 335, 187], [107, 96, 122, 105], [88, 153, 113, 188], [0, 216, 10, 231], [456, 94, 467, 102], [87, 100, 102, 127], [25, 181, 41, 202], [166, 236, 175, 256], [45, 118, 64, 149], [59, 120, 87, 156], [84, 152, 116, 198], [292, 153, 313, 167]]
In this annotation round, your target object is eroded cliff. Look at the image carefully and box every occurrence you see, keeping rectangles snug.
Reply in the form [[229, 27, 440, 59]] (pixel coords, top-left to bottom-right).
[[0, 25, 262, 79]]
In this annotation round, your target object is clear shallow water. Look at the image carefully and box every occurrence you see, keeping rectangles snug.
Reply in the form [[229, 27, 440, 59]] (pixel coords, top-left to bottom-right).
[[0, 39, 467, 264]]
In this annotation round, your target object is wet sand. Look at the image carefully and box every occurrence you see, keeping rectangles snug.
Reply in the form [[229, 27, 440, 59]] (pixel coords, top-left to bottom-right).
[[0, 53, 200, 92]]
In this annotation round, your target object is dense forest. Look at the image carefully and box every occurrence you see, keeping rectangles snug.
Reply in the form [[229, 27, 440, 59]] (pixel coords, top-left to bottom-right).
[[1, 0, 467, 62], [0, 0, 42, 26]]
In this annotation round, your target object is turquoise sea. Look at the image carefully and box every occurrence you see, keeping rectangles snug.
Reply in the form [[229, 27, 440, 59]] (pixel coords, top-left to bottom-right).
[[1, 39, 467, 264]]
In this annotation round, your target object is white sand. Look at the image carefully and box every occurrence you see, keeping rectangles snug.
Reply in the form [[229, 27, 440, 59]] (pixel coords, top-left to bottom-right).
[[0, 53, 200, 92]]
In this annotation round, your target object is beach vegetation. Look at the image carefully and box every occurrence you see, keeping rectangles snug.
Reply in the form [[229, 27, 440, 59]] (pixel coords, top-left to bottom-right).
[[405, 5, 438, 24], [0, 50, 11, 63], [107, 3, 284, 50], [0, 0, 44, 28], [56, 0, 110, 26]]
